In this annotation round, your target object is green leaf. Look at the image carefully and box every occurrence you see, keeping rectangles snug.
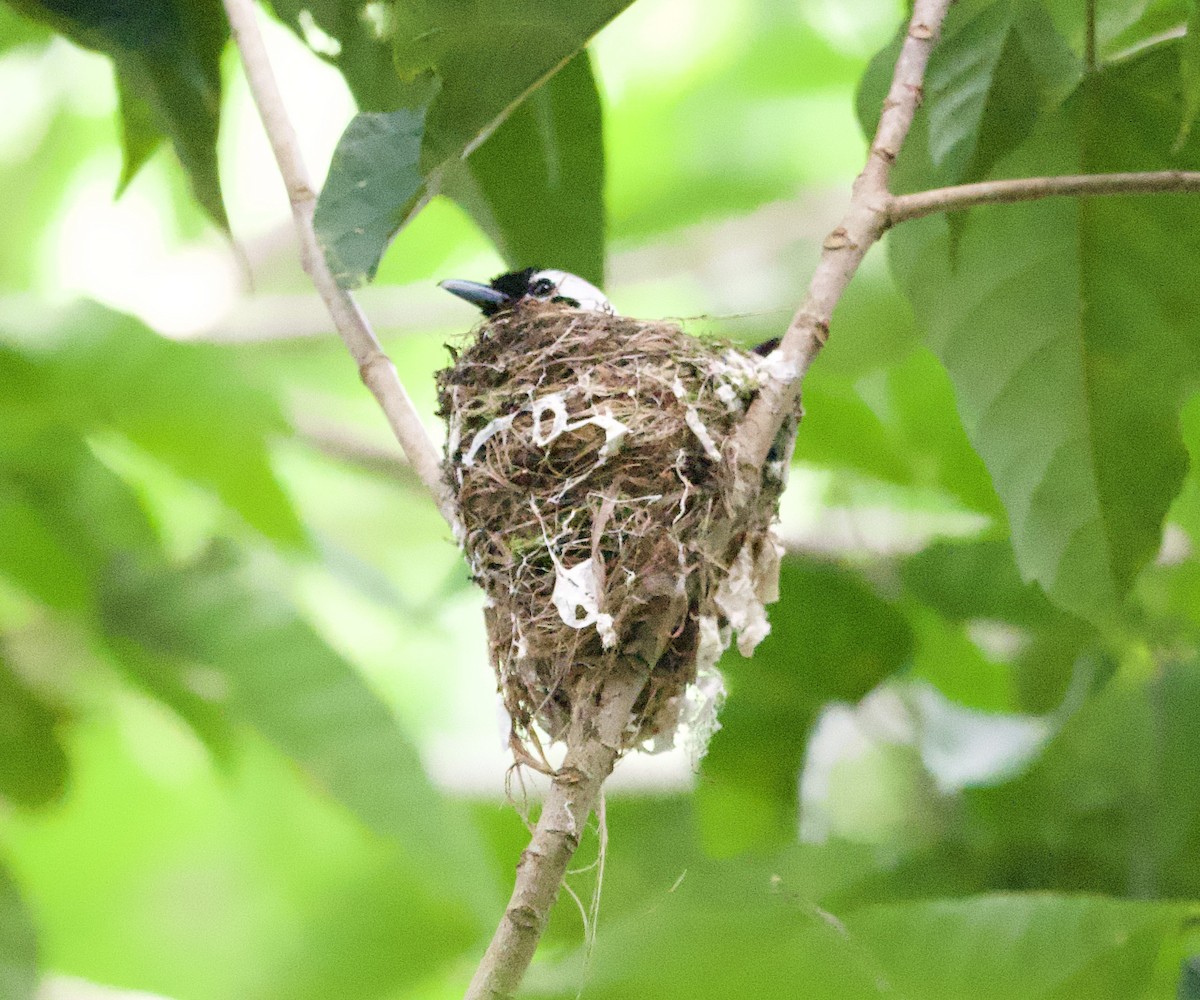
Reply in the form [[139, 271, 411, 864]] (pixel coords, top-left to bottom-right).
[[2, 303, 305, 548], [862, 2, 1079, 189], [98, 542, 494, 904], [845, 895, 1190, 1000], [0, 3, 49, 50], [443, 51, 605, 286], [0, 865, 36, 1000], [954, 662, 1200, 897], [698, 559, 912, 855], [525, 858, 889, 1000], [314, 105, 430, 286], [924, 0, 1020, 185], [0, 656, 69, 809], [391, 0, 634, 168], [3, 0, 230, 228], [316, 0, 634, 286], [887, 46, 1200, 621]]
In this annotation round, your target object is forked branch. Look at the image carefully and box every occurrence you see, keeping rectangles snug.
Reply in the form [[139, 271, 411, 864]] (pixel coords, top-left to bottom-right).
[[730, 0, 955, 473]]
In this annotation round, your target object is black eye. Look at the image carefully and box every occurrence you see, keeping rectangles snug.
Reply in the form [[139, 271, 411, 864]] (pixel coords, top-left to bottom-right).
[[529, 277, 556, 296]]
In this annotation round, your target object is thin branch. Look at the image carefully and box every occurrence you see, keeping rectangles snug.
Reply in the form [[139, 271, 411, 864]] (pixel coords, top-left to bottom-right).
[[888, 170, 1200, 223], [730, 0, 954, 474], [465, 665, 649, 1000], [220, 0, 456, 528]]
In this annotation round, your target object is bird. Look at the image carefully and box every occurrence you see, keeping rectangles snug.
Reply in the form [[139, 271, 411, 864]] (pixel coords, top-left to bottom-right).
[[439, 268, 783, 361], [439, 267, 614, 316], [439, 267, 795, 476]]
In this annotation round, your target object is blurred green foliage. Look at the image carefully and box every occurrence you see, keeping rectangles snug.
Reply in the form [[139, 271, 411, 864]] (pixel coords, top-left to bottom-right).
[[1, 0, 1200, 998]]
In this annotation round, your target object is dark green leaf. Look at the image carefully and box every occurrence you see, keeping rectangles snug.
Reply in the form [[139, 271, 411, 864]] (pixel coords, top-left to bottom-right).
[[316, 0, 633, 286], [0, 865, 36, 1000], [954, 662, 1200, 897], [888, 46, 1200, 621], [924, 0, 1019, 185], [525, 858, 888, 1000], [391, 0, 634, 167], [862, 2, 1079, 188], [115, 69, 164, 194], [444, 51, 605, 286], [902, 538, 1062, 628], [4, 0, 230, 228], [0, 656, 69, 809], [845, 894, 1190, 1000], [1181, 956, 1200, 1000], [698, 559, 912, 855], [266, 0, 401, 112]]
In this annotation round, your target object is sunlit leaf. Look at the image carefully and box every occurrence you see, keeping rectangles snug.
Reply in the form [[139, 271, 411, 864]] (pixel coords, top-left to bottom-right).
[[2, 303, 305, 547], [3, 0, 230, 228], [0, 865, 36, 1000], [0, 656, 69, 809], [98, 542, 496, 907]]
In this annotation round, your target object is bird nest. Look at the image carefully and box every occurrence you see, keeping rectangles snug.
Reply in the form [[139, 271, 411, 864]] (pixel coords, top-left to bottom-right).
[[436, 305, 790, 760]]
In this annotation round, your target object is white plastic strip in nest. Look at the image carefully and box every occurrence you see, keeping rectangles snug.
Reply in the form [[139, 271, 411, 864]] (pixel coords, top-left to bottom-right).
[[462, 412, 517, 467], [462, 394, 629, 469], [531, 393, 629, 463], [550, 556, 617, 649], [714, 533, 784, 656], [672, 378, 722, 462]]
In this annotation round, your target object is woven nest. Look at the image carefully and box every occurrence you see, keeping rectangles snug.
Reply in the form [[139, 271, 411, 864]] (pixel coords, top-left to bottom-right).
[[436, 304, 792, 758]]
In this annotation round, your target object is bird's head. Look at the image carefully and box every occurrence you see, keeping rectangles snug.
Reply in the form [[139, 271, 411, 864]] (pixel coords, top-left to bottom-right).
[[439, 268, 614, 317]]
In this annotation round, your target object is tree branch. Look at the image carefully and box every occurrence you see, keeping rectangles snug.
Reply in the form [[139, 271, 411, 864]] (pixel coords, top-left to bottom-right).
[[219, 0, 456, 528], [729, 0, 954, 474], [465, 665, 649, 1000], [887, 170, 1200, 223]]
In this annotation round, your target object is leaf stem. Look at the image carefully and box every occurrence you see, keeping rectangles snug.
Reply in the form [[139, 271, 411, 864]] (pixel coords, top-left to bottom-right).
[[219, 0, 456, 528], [731, 0, 954, 473], [887, 170, 1200, 223]]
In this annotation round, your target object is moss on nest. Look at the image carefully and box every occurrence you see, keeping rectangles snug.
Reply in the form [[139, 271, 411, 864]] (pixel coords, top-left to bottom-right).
[[436, 304, 790, 758]]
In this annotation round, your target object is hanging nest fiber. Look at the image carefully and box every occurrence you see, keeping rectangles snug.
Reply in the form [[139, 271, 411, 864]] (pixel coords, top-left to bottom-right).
[[436, 304, 793, 758]]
